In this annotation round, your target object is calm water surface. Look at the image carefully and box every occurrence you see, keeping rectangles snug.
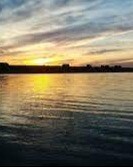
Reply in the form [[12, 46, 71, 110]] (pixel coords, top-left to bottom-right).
[[0, 73, 133, 166]]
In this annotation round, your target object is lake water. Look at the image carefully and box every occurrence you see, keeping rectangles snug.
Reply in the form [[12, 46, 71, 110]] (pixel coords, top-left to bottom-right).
[[0, 73, 133, 166]]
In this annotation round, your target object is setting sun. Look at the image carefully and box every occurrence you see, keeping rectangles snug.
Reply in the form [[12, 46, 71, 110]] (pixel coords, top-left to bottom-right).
[[22, 56, 61, 66], [32, 58, 50, 65]]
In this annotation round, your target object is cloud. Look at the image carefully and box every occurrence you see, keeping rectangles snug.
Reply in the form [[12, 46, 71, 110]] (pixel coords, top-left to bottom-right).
[[105, 57, 133, 67], [0, 46, 8, 56], [86, 48, 127, 55], [0, 49, 5, 56], [0, 0, 133, 65]]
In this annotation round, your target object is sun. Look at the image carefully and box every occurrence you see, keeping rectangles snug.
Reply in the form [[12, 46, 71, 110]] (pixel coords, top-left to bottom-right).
[[24, 56, 60, 65], [33, 58, 50, 65]]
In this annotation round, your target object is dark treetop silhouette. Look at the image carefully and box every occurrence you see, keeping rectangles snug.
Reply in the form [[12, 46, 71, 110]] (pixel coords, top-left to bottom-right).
[[0, 63, 133, 74]]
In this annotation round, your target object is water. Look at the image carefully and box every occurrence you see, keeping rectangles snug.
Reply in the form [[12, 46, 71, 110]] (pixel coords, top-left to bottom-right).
[[0, 73, 133, 166]]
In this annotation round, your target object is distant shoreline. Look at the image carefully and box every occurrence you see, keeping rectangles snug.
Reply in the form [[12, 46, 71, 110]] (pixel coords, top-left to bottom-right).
[[1, 71, 133, 74], [0, 63, 133, 74]]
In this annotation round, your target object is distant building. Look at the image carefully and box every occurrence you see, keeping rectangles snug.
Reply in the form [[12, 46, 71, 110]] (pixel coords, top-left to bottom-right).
[[114, 65, 122, 69], [101, 65, 110, 68], [62, 64, 70, 68], [62, 64, 70, 72], [0, 63, 10, 72], [0, 62, 9, 66], [86, 64, 92, 68]]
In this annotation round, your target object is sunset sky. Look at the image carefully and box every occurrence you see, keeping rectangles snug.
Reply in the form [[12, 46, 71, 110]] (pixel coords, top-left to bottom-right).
[[0, 0, 133, 66]]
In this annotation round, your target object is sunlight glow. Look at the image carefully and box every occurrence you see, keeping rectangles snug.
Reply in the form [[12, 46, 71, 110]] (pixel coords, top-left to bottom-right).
[[31, 58, 51, 65]]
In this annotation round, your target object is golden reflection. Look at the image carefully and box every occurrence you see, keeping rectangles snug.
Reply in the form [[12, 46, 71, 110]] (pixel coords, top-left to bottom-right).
[[1, 74, 132, 127], [30, 75, 52, 94]]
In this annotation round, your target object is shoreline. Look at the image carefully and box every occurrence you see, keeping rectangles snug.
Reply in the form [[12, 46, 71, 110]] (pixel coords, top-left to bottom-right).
[[0, 63, 133, 74]]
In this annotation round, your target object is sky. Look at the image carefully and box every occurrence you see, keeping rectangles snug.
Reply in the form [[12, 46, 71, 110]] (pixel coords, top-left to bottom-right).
[[0, 0, 133, 66]]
